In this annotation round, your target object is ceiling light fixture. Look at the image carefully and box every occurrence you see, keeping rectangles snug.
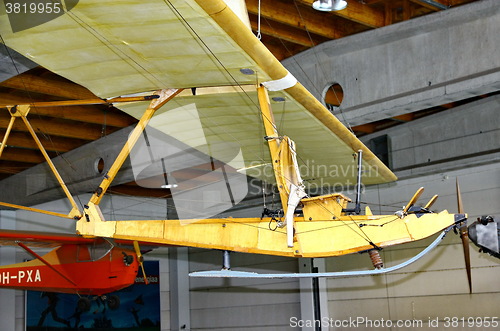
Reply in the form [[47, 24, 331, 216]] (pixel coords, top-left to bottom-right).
[[161, 173, 178, 189], [161, 184, 178, 189], [312, 0, 347, 12]]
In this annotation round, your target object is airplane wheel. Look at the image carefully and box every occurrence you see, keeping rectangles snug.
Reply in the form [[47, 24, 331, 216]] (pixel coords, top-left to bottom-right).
[[77, 297, 91, 312], [107, 295, 120, 310]]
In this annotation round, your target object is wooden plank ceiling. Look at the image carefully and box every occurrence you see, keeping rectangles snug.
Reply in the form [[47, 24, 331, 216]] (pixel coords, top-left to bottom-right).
[[0, 0, 483, 193]]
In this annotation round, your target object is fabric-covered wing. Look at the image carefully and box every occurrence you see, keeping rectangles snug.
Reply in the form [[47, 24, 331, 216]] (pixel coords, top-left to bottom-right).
[[0, 0, 396, 186]]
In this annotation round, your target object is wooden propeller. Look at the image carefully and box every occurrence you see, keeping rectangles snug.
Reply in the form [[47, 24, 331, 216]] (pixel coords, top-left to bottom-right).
[[402, 187, 424, 214], [424, 195, 438, 210], [456, 179, 472, 293]]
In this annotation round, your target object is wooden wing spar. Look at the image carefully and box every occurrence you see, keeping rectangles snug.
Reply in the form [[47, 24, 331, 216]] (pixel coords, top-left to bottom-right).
[[0, 1, 468, 262]]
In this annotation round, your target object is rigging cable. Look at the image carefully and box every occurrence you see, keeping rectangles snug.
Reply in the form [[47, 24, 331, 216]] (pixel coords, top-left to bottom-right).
[[3, 1, 385, 246], [160, 0, 382, 244], [256, 0, 262, 40], [290, 0, 354, 133]]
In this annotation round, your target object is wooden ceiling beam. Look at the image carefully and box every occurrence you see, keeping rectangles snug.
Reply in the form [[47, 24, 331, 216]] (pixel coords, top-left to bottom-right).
[[297, 0, 385, 28], [0, 130, 85, 152], [410, 0, 447, 11], [0, 92, 35, 104], [352, 123, 378, 134], [0, 161, 33, 175], [392, 113, 416, 122], [0, 112, 108, 140], [0, 148, 47, 164], [0, 73, 96, 100], [29, 105, 136, 128], [249, 14, 319, 47], [403, 0, 412, 20], [258, 37, 305, 60], [448, 0, 474, 4], [109, 182, 172, 198], [246, 0, 347, 40]]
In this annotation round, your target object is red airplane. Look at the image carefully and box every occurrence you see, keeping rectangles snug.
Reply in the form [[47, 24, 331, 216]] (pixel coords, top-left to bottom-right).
[[0, 229, 143, 310]]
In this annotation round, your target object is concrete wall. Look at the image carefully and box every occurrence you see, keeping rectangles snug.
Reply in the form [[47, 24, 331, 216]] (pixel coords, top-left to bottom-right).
[[283, 0, 500, 126], [189, 250, 300, 330], [324, 162, 500, 329], [319, 95, 500, 329], [360, 93, 500, 178]]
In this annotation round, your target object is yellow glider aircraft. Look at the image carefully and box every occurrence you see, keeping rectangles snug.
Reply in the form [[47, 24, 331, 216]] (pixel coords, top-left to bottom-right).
[[0, 0, 472, 285]]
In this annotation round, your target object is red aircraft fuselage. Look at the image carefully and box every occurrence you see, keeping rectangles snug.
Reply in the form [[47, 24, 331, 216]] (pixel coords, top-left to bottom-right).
[[0, 243, 139, 295]]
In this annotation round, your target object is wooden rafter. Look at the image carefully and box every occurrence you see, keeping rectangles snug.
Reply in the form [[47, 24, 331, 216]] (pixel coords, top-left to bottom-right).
[[0, 148, 48, 164], [410, 0, 448, 11], [1, 72, 96, 100], [0, 112, 114, 140], [0, 130, 85, 152], [246, 0, 348, 40], [296, 0, 385, 28], [27, 106, 135, 127], [249, 14, 318, 47]]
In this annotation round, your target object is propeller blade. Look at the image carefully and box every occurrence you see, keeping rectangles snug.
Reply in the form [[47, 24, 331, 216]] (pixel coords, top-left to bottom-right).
[[133, 241, 149, 285], [456, 179, 464, 214], [402, 187, 424, 213], [456, 179, 472, 293], [460, 226, 472, 293], [424, 195, 438, 210]]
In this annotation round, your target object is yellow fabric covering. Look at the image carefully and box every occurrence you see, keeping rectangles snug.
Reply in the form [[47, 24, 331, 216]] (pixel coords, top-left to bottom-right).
[[0, 0, 396, 186]]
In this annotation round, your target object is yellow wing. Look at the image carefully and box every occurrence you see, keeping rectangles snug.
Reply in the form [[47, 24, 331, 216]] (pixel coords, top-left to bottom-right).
[[0, 0, 396, 186]]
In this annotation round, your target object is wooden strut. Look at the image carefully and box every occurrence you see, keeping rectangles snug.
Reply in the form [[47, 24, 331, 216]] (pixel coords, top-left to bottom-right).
[[0, 116, 16, 158], [256, 86, 289, 212], [89, 88, 182, 206], [0, 94, 162, 109], [0, 92, 169, 220], [0, 201, 73, 219], [21, 112, 81, 216], [257, 85, 307, 248], [1, 104, 81, 218]]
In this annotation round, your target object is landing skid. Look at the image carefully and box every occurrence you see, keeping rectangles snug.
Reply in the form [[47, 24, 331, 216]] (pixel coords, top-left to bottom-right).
[[190, 226, 451, 279]]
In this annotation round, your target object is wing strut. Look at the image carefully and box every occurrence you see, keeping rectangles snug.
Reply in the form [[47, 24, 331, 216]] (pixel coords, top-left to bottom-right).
[[0, 92, 174, 221], [133, 241, 149, 285], [2, 105, 81, 218], [257, 86, 306, 248], [16, 242, 77, 286], [89, 89, 182, 206]]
